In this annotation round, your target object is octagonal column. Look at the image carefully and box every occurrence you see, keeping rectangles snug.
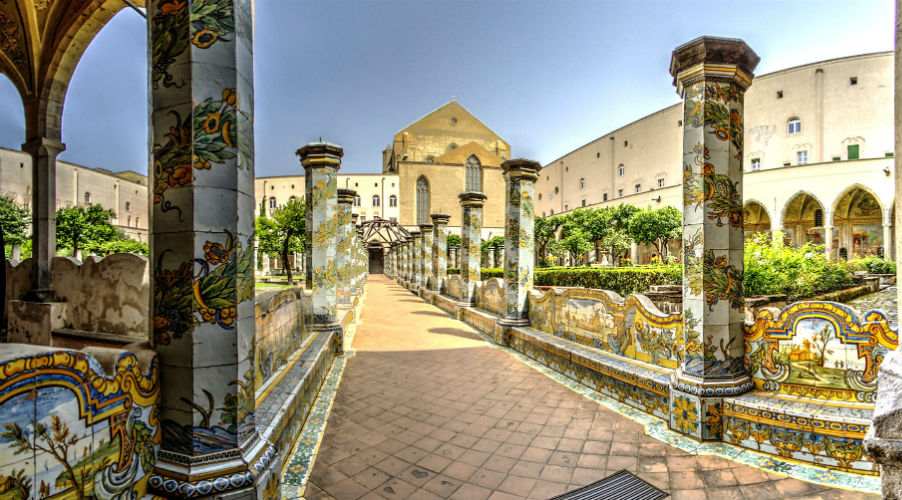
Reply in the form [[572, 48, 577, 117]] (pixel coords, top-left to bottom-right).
[[299, 142, 344, 353], [410, 231, 422, 287], [669, 37, 759, 440], [431, 214, 451, 291], [419, 224, 434, 289], [337, 188, 356, 305], [459, 192, 486, 306], [147, 0, 277, 495], [495, 244, 504, 268], [497, 159, 539, 336], [400, 239, 408, 281], [485, 246, 495, 270], [22, 138, 65, 301], [452, 245, 460, 269]]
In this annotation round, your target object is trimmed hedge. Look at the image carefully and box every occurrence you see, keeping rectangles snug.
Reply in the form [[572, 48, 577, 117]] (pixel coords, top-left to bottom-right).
[[445, 265, 680, 296]]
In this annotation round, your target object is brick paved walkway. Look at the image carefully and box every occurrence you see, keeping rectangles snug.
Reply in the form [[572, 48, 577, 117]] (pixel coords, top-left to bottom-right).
[[304, 275, 877, 500]]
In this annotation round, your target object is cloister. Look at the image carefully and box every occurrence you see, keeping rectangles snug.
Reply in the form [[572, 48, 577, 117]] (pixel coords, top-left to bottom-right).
[[2, 3, 902, 500]]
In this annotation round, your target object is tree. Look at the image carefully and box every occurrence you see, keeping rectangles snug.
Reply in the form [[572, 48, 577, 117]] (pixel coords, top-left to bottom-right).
[[2, 416, 85, 500], [446, 233, 461, 247], [628, 206, 682, 259], [255, 198, 306, 284], [0, 196, 29, 258], [560, 210, 594, 266], [481, 235, 505, 254], [535, 215, 563, 267], [56, 204, 120, 257]]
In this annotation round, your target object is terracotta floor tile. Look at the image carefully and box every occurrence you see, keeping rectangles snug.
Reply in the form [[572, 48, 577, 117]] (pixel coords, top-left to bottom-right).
[[497, 475, 537, 497], [529, 480, 569, 499], [449, 484, 493, 500], [469, 469, 508, 490]]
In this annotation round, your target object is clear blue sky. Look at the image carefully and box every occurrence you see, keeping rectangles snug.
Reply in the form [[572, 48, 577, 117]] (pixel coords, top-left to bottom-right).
[[0, 0, 894, 176]]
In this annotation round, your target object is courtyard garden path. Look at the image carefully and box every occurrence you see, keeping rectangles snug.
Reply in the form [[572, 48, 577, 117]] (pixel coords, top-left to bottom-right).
[[303, 275, 875, 500]]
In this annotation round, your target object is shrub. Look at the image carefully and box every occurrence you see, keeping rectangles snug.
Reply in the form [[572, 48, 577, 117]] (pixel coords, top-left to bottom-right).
[[849, 256, 896, 275], [533, 265, 681, 295]]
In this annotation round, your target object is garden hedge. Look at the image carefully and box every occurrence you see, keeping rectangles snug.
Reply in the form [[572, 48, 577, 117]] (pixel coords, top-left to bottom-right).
[[445, 265, 680, 296]]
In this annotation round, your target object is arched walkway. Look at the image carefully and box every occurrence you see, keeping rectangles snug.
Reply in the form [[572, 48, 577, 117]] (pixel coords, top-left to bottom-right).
[[743, 200, 771, 238], [782, 191, 826, 248], [301, 276, 874, 500], [832, 185, 885, 259]]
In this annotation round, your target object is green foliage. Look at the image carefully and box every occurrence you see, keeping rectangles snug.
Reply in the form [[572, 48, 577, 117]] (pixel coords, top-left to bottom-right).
[[0, 196, 29, 256], [743, 232, 855, 300], [534, 215, 563, 267], [594, 204, 638, 264], [92, 239, 149, 257], [56, 204, 132, 257], [533, 265, 681, 295], [559, 209, 594, 265], [848, 256, 897, 275], [627, 206, 681, 258], [255, 198, 306, 284], [446, 233, 461, 247]]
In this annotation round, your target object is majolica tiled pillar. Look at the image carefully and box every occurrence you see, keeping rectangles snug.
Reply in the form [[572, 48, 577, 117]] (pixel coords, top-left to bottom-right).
[[670, 37, 759, 441], [419, 223, 434, 289], [497, 159, 539, 341], [431, 214, 450, 291], [495, 244, 504, 268], [400, 239, 409, 281], [148, 0, 277, 496], [485, 246, 495, 270], [452, 245, 460, 269], [336, 188, 356, 305], [299, 142, 344, 354], [410, 231, 422, 287], [459, 192, 486, 306]]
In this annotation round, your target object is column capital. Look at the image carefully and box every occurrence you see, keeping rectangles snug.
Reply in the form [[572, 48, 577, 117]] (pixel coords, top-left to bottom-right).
[[410, 230, 421, 238], [21, 137, 65, 157], [501, 158, 540, 180], [418, 223, 434, 232], [297, 142, 344, 170], [670, 36, 760, 93], [459, 191, 487, 206], [337, 188, 357, 206], [351, 213, 359, 225], [431, 213, 451, 224]]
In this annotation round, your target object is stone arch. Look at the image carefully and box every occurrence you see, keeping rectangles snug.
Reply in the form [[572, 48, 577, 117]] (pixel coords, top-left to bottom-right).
[[743, 199, 771, 237], [781, 191, 827, 248], [831, 184, 885, 258]]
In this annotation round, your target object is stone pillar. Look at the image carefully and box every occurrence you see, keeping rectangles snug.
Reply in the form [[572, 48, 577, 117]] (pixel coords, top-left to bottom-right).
[[485, 246, 495, 269], [410, 231, 422, 287], [337, 188, 356, 305], [824, 225, 834, 259], [459, 192, 486, 306], [299, 143, 344, 352], [884, 208, 894, 259], [669, 37, 759, 441], [147, 0, 278, 494], [495, 244, 504, 268], [419, 223, 434, 290], [402, 239, 410, 281], [22, 138, 65, 301], [431, 214, 450, 291], [630, 240, 639, 265], [496, 159, 539, 343]]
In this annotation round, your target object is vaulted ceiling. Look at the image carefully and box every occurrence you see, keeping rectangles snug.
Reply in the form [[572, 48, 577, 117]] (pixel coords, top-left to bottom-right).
[[0, 0, 144, 139]]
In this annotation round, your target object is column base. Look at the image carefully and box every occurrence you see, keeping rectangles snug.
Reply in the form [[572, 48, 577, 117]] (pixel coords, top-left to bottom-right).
[[150, 434, 278, 499], [494, 317, 529, 346], [669, 373, 753, 441], [22, 287, 57, 302], [6, 300, 67, 345]]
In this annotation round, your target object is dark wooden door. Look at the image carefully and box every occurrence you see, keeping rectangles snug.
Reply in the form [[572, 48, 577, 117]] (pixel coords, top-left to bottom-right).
[[368, 248, 384, 274]]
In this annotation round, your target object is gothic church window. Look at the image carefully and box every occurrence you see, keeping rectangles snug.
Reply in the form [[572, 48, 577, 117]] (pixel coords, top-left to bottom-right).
[[465, 155, 482, 192], [416, 177, 430, 225]]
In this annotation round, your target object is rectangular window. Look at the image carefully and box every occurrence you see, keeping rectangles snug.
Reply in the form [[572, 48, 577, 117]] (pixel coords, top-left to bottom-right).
[[581, 199, 586, 207], [635, 184, 641, 193], [657, 178, 665, 188], [603, 193, 608, 201], [751, 158, 761, 171], [618, 165, 625, 176], [797, 150, 808, 165], [832, 156, 841, 161], [848, 144, 860, 160], [887, 152, 895, 158], [389, 217, 397, 222], [618, 189, 623, 198]]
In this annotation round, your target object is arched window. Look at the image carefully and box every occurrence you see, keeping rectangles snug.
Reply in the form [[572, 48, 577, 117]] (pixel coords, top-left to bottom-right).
[[814, 209, 824, 227], [353, 196, 361, 207], [84, 192, 91, 204], [416, 176, 430, 225], [289, 196, 297, 203], [466, 155, 482, 192], [389, 195, 397, 207], [373, 195, 381, 207], [787, 117, 801, 134], [269, 197, 276, 209], [579, 178, 585, 190], [125, 201, 131, 212]]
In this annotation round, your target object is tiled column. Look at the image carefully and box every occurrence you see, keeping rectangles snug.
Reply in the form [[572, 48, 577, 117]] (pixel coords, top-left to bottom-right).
[[485, 246, 495, 270], [459, 192, 486, 306], [669, 37, 759, 441], [400, 239, 409, 281], [410, 231, 422, 288], [452, 245, 460, 269], [419, 223, 434, 290], [431, 214, 451, 291], [497, 159, 538, 340], [299, 143, 344, 353], [336, 188, 356, 305], [148, 0, 277, 495], [494, 244, 504, 268]]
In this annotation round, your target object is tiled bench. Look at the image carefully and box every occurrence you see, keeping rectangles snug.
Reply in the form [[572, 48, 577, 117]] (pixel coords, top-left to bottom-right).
[[723, 391, 876, 475], [506, 326, 672, 421]]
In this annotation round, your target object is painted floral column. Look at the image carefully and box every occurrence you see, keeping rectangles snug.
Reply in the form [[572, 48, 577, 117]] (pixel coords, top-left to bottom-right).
[[336, 188, 356, 305], [148, 0, 278, 496], [498, 159, 538, 331], [411, 231, 422, 287], [431, 214, 451, 291], [459, 192, 486, 305], [486, 246, 495, 270], [419, 223, 434, 289], [495, 244, 504, 268], [669, 37, 759, 441], [298, 142, 344, 351]]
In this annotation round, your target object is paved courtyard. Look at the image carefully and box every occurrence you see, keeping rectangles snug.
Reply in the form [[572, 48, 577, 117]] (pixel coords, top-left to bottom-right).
[[304, 276, 877, 500]]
